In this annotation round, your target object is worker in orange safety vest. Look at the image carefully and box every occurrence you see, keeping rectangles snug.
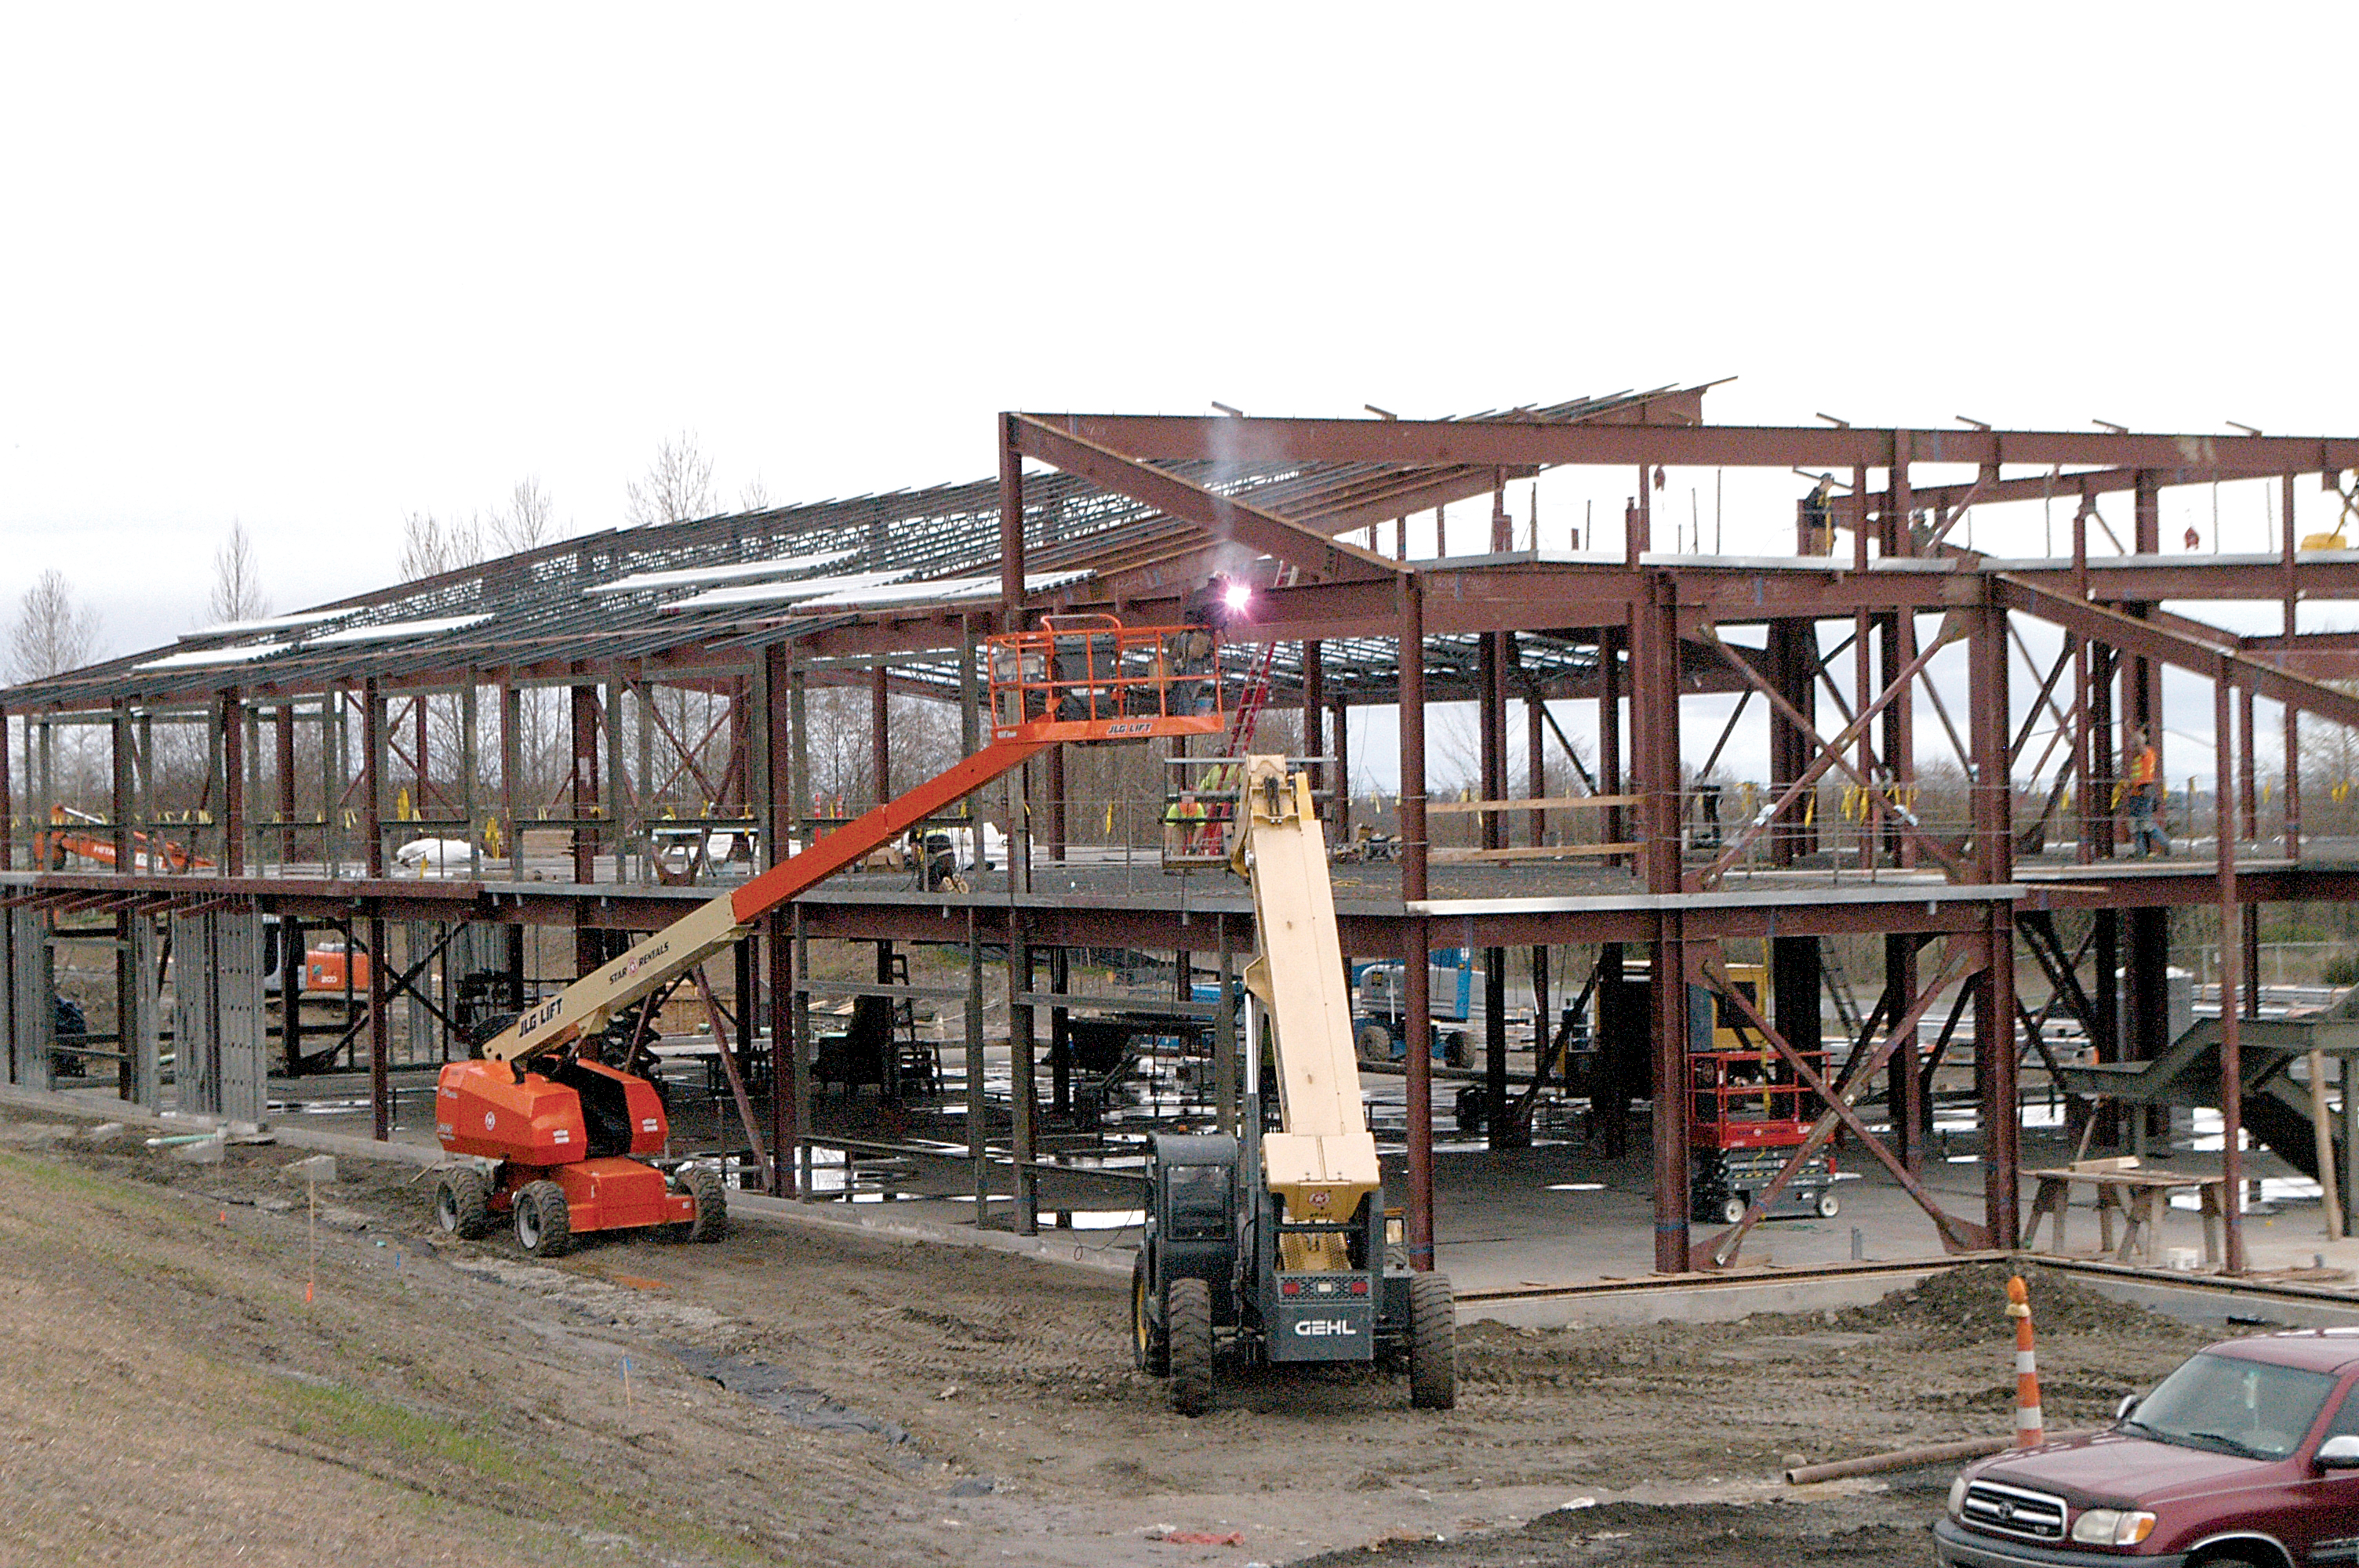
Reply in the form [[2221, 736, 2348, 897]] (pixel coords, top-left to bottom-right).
[[2122, 726, 2168, 858]]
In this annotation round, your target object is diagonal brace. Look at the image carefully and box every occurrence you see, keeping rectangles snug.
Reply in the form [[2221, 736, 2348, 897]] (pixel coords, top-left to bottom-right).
[[1696, 949, 1991, 1262], [1696, 627, 1965, 883], [1699, 942, 1985, 1268]]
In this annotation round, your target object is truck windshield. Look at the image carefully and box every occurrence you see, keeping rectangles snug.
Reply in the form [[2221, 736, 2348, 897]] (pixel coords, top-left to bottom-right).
[[2125, 1352, 2337, 1460]]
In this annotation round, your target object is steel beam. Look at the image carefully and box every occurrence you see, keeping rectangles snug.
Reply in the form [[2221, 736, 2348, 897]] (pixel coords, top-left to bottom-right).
[[1026, 412, 2359, 477], [1010, 416, 1401, 585], [2000, 577, 2359, 732]]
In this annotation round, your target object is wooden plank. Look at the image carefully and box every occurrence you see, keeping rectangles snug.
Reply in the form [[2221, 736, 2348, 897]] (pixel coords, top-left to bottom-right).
[[1425, 793, 1641, 815], [1431, 842, 1641, 863]]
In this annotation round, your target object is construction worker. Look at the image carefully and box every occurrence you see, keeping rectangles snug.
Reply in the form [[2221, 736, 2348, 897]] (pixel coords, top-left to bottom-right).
[[1801, 478, 1834, 555], [1165, 625, 1216, 715], [1164, 789, 1209, 857], [2123, 726, 2168, 857]]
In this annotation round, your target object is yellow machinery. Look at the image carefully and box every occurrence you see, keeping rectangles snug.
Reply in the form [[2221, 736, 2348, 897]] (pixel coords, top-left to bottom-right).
[[1129, 756, 1455, 1414]]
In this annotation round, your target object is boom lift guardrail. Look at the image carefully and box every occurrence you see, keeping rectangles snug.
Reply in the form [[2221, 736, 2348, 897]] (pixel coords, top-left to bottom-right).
[[431, 615, 1225, 1256]]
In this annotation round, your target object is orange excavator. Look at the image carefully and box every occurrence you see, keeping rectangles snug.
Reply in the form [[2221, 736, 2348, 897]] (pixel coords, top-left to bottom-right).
[[430, 615, 1227, 1255]]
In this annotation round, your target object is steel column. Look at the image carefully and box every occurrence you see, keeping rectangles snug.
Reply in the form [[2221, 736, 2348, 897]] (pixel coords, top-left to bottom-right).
[[1302, 639, 1323, 819], [1637, 572, 1688, 1274], [368, 913, 390, 1140], [1766, 619, 1817, 864], [1971, 587, 2019, 1246], [500, 684, 522, 878], [998, 414, 1025, 626], [870, 663, 890, 811], [362, 680, 386, 880], [2216, 668, 2248, 1274], [569, 677, 598, 887], [1403, 915, 1433, 1272], [274, 702, 296, 869], [221, 689, 245, 876], [1332, 699, 1350, 840], [761, 644, 795, 1195], [2284, 474, 2303, 858], [1398, 575, 1433, 1269], [1480, 629, 1514, 1147], [1008, 913, 1036, 1234], [569, 677, 600, 972]]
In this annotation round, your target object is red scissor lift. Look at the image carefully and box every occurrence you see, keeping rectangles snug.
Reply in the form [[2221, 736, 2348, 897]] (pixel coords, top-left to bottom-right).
[[1685, 967, 1841, 1225]]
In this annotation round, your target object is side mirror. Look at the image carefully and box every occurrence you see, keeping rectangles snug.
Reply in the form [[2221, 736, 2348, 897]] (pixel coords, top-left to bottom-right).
[[2317, 1435, 2359, 1470], [2115, 1394, 2141, 1421]]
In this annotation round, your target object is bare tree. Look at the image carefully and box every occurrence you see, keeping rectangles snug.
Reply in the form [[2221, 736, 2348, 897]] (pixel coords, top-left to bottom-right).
[[2299, 688, 2359, 840], [740, 474, 772, 512], [206, 519, 271, 626], [9, 570, 104, 807], [801, 685, 961, 815], [398, 510, 485, 582], [9, 569, 101, 684], [489, 477, 558, 555], [625, 432, 716, 527]]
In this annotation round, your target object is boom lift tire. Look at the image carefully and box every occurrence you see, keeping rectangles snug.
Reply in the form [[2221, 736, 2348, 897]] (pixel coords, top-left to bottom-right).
[[1354, 1022, 1391, 1064], [514, 1179, 573, 1258], [681, 1167, 728, 1243], [1131, 1254, 1169, 1374], [432, 1167, 493, 1240], [1166, 1277, 1213, 1416], [1408, 1273, 1456, 1410]]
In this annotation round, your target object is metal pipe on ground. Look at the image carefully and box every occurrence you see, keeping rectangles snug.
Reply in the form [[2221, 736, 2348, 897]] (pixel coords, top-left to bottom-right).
[[1784, 1434, 2026, 1486]]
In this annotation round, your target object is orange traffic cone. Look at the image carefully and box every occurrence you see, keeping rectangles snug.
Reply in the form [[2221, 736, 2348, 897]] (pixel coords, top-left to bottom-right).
[[2008, 1276, 2043, 1446]]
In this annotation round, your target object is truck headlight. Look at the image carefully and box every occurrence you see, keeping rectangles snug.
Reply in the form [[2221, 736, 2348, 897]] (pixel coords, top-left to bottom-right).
[[1946, 1475, 1968, 1517], [2070, 1508, 2157, 1546]]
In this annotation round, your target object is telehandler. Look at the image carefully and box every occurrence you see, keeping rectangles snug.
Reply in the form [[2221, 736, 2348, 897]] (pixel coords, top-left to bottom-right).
[[1130, 756, 1454, 1413]]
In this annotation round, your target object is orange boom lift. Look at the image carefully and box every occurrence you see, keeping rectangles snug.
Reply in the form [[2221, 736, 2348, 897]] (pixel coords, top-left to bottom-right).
[[430, 615, 1224, 1254]]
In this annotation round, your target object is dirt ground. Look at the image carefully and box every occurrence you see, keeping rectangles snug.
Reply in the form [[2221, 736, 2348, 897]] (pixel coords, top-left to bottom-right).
[[0, 1104, 2228, 1567]]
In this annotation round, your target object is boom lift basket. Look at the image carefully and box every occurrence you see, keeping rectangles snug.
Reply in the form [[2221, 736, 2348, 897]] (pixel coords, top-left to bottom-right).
[[988, 615, 1225, 742]]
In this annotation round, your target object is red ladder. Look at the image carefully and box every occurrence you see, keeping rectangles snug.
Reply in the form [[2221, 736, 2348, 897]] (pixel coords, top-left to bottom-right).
[[1221, 565, 1298, 756]]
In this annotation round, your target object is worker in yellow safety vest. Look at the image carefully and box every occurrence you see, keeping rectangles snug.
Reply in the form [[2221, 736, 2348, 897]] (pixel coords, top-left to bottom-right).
[[1165, 790, 1210, 855], [2122, 726, 2168, 858]]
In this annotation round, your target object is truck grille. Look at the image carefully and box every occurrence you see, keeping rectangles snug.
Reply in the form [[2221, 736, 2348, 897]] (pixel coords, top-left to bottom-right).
[[1961, 1479, 2067, 1541]]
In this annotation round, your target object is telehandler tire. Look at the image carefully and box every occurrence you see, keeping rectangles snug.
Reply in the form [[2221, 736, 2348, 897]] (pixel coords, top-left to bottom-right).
[[514, 1179, 573, 1258], [1166, 1277, 1213, 1416], [1132, 1254, 1169, 1374], [1408, 1272, 1456, 1410], [432, 1167, 493, 1240], [682, 1168, 728, 1243]]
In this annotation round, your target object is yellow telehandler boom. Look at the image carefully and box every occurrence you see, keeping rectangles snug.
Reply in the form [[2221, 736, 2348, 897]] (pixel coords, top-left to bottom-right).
[[1129, 753, 1455, 1414]]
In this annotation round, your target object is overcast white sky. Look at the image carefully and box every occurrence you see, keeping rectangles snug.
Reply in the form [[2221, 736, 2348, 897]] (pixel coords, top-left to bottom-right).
[[3, 5, 2354, 789]]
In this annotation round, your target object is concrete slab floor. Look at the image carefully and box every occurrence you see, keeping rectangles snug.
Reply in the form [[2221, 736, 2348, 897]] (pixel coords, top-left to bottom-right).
[[32, 1073, 2359, 1322]]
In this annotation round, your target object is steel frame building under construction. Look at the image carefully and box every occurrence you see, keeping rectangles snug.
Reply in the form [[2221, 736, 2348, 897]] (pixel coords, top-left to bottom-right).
[[6, 383, 2359, 1280]]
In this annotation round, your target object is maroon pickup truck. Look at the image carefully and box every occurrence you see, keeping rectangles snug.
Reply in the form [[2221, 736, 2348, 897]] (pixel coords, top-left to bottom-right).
[[1936, 1328, 2359, 1567]]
